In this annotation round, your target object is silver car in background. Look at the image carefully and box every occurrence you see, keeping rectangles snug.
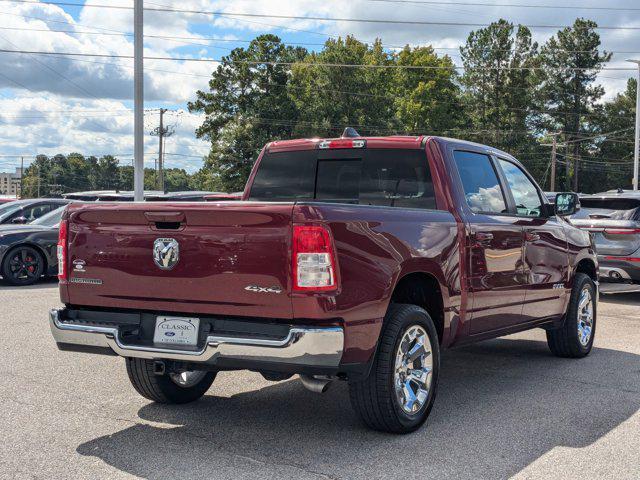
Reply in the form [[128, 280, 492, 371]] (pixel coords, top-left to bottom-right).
[[570, 191, 640, 284]]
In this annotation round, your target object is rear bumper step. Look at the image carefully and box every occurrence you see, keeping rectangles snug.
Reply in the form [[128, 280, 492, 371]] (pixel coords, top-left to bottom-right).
[[50, 309, 344, 368]]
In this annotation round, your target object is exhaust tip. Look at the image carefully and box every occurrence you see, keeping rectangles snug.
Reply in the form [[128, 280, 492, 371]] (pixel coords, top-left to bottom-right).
[[299, 374, 332, 393]]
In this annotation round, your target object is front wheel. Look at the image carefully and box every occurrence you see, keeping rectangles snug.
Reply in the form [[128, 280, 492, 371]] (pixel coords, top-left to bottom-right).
[[547, 273, 596, 358], [348, 304, 440, 434], [125, 358, 216, 404]]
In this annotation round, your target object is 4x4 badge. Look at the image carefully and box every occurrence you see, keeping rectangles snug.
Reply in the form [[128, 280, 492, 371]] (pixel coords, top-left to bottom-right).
[[244, 285, 282, 294]]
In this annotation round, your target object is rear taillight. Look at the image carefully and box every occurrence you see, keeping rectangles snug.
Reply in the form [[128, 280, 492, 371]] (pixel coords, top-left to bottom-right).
[[57, 219, 68, 280], [292, 225, 338, 292], [604, 256, 640, 262], [604, 228, 640, 235]]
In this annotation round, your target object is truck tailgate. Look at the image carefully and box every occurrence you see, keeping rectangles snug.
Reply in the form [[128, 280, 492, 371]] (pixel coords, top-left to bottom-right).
[[64, 202, 294, 318]]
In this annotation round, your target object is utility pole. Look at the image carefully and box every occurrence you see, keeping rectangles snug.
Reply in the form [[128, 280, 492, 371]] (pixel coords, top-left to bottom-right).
[[37, 164, 40, 198], [19, 156, 23, 199], [158, 108, 165, 191], [627, 59, 640, 191], [550, 135, 557, 192], [563, 138, 569, 191], [133, 0, 144, 201], [150, 108, 175, 192], [541, 133, 563, 192], [573, 150, 579, 193]]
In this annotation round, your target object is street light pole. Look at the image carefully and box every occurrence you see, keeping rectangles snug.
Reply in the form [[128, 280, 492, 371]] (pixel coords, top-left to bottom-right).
[[133, 0, 144, 201], [627, 59, 640, 191]]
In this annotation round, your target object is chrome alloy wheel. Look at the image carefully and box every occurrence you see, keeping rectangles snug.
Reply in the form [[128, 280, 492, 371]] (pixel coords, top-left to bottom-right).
[[394, 325, 433, 415], [577, 287, 594, 347], [169, 370, 208, 388]]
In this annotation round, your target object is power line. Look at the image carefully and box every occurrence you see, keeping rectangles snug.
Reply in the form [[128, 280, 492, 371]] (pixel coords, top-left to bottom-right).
[[4, 0, 640, 31], [365, 0, 640, 12], [5, 25, 640, 57], [563, 127, 635, 145], [6, 8, 637, 61], [9, 0, 640, 13], [0, 49, 635, 71], [2, 46, 634, 120], [0, 33, 107, 102], [146, 6, 640, 32]]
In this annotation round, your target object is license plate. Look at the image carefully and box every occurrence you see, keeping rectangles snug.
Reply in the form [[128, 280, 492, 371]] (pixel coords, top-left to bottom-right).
[[153, 317, 200, 346]]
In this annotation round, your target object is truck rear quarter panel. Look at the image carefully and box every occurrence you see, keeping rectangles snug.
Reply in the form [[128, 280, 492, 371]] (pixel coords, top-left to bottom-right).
[[292, 203, 460, 363]]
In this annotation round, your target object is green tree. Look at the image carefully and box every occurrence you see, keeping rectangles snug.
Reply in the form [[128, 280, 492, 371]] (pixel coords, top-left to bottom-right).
[[189, 34, 307, 192], [21, 155, 49, 198], [588, 78, 637, 192], [95, 155, 121, 190], [394, 45, 466, 134], [163, 168, 192, 191], [289, 37, 396, 137], [538, 18, 611, 191], [460, 19, 541, 175]]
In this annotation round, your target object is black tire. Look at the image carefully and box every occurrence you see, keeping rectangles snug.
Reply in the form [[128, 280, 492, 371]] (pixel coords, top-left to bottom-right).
[[546, 273, 597, 358], [125, 358, 216, 404], [1, 246, 45, 286], [348, 303, 440, 434]]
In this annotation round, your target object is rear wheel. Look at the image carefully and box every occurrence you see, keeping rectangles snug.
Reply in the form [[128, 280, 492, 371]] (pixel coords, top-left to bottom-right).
[[125, 358, 216, 404], [547, 273, 596, 358], [1, 246, 45, 286], [348, 304, 440, 434]]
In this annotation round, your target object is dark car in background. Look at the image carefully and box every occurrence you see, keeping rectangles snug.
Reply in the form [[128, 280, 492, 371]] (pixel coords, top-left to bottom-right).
[[146, 191, 218, 202], [63, 191, 216, 202], [0, 205, 68, 285], [204, 192, 243, 201], [0, 198, 69, 225], [63, 190, 164, 201], [570, 192, 640, 284]]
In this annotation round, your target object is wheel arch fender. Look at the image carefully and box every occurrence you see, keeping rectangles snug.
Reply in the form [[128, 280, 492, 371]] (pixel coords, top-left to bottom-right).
[[571, 253, 598, 288], [385, 259, 455, 347]]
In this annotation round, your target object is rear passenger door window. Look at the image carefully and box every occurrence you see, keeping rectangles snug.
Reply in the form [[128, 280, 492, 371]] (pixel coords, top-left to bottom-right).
[[497, 159, 543, 218], [453, 151, 507, 214], [358, 150, 436, 209]]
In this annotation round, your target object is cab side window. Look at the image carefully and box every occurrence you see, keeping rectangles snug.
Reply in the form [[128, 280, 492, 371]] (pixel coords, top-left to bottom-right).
[[498, 159, 543, 218], [453, 151, 507, 214]]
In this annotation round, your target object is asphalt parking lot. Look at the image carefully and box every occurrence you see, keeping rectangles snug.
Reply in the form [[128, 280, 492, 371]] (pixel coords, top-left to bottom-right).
[[1, 282, 639, 480]]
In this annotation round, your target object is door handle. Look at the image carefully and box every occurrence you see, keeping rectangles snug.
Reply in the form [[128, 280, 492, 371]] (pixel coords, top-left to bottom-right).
[[525, 232, 540, 242]]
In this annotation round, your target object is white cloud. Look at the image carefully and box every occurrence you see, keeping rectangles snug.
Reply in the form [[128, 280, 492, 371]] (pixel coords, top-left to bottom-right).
[[0, 0, 637, 176]]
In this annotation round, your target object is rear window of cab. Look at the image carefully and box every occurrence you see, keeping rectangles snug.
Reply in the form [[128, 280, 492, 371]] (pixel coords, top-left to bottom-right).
[[248, 149, 437, 210]]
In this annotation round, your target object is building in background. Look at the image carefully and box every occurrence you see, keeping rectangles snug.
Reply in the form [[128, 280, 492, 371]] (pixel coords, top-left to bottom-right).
[[0, 167, 22, 197]]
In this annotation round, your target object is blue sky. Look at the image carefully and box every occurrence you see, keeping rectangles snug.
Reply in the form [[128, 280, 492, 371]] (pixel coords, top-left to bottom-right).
[[0, 0, 639, 176]]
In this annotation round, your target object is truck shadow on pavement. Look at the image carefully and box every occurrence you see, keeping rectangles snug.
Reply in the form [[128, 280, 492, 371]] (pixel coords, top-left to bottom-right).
[[599, 292, 640, 307], [77, 338, 640, 479]]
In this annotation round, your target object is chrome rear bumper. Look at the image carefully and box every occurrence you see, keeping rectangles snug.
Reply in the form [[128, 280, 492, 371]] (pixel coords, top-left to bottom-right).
[[49, 309, 344, 368]]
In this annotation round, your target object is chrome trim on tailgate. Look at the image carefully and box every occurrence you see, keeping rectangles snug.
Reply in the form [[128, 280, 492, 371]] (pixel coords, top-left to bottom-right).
[[49, 309, 344, 367]]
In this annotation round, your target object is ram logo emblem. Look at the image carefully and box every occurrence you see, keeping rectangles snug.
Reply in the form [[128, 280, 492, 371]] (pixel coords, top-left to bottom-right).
[[153, 238, 180, 270]]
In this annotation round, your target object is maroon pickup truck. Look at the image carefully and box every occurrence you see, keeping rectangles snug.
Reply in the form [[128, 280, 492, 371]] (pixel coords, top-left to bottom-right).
[[50, 134, 598, 433]]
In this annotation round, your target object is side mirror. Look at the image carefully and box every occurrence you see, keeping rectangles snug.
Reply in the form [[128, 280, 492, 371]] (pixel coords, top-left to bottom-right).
[[554, 192, 580, 217], [10, 216, 28, 224]]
